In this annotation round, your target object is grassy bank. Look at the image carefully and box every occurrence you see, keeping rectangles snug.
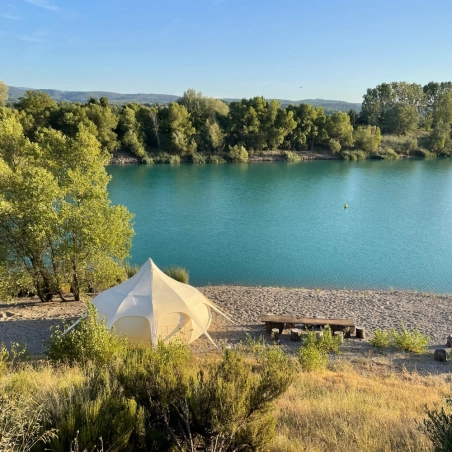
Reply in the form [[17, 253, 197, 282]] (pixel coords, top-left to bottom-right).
[[1, 356, 448, 451]]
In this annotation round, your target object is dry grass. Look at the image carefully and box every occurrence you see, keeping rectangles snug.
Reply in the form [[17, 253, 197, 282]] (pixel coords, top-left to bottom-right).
[[272, 361, 449, 451], [0, 356, 449, 451]]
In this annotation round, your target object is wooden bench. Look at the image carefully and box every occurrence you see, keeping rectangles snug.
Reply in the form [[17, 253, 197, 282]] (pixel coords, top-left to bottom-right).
[[261, 315, 355, 336]]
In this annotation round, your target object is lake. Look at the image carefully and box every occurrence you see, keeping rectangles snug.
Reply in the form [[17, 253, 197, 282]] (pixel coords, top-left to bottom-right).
[[107, 159, 452, 294]]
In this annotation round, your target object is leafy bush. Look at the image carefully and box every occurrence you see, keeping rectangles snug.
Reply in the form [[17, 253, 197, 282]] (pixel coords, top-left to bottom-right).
[[342, 150, 367, 160], [152, 153, 181, 164], [391, 326, 430, 354], [281, 150, 301, 162], [41, 366, 145, 452], [369, 329, 392, 348], [45, 302, 127, 365], [163, 266, 189, 284], [412, 148, 437, 158], [421, 396, 452, 451], [206, 154, 226, 164], [298, 342, 328, 372], [372, 147, 400, 159], [228, 144, 248, 162], [190, 152, 207, 163], [298, 327, 342, 372], [368, 326, 429, 353], [118, 340, 293, 451], [328, 138, 341, 153]]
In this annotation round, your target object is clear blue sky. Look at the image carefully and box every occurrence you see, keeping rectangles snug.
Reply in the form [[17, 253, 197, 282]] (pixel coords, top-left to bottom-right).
[[1, 0, 451, 103]]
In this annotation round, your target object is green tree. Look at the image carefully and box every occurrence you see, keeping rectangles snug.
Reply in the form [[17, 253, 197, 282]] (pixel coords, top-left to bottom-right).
[[353, 125, 382, 153], [159, 103, 197, 155], [14, 90, 58, 138], [0, 81, 8, 106], [285, 104, 327, 151], [118, 106, 146, 157], [385, 103, 420, 135], [85, 102, 119, 152], [430, 121, 451, 154], [0, 116, 134, 301], [178, 88, 229, 130], [49, 102, 97, 138], [325, 111, 354, 147]]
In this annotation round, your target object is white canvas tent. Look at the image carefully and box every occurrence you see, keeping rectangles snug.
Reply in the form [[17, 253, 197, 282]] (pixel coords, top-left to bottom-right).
[[88, 258, 231, 346]]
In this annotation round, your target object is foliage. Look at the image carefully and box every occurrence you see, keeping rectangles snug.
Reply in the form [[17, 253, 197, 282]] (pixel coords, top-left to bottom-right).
[[228, 144, 248, 162], [341, 150, 367, 160], [163, 266, 190, 284], [41, 366, 144, 452], [298, 326, 342, 372], [298, 342, 328, 372], [45, 302, 127, 365], [353, 125, 382, 153], [0, 394, 57, 451], [0, 116, 134, 301], [368, 326, 429, 353], [206, 154, 227, 164], [369, 328, 391, 348], [421, 396, 452, 451], [281, 150, 301, 161], [0, 81, 8, 107], [0, 342, 27, 376], [328, 138, 341, 153], [390, 326, 430, 353], [123, 261, 140, 279]]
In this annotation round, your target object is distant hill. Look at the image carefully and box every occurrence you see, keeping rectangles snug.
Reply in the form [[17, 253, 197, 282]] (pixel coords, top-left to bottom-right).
[[8, 86, 361, 112], [8, 87, 180, 105], [223, 98, 361, 113]]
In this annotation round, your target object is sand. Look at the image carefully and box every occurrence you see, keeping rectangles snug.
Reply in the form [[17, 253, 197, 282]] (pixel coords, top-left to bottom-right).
[[1, 286, 451, 375]]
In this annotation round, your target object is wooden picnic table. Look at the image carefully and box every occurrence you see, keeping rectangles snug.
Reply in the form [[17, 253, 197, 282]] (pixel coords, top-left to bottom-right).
[[261, 314, 355, 335]]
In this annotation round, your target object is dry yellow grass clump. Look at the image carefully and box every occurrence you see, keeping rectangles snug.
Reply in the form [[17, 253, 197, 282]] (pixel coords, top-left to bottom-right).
[[272, 362, 449, 451]]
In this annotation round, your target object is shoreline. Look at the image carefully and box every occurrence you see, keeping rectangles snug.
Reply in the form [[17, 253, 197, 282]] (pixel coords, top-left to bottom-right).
[[1, 286, 451, 357]]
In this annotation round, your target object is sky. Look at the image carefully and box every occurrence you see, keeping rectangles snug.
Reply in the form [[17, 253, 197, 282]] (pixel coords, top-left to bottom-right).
[[1, 0, 452, 103]]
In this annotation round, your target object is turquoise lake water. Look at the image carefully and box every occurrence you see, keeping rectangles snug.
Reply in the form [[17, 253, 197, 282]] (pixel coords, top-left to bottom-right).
[[107, 159, 452, 294]]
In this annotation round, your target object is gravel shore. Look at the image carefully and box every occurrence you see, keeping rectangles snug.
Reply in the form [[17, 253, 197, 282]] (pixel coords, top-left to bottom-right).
[[1, 286, 451, 357]]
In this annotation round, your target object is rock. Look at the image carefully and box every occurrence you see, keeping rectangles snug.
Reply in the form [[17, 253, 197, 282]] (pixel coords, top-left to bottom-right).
[[447, 334, 452, 348], [434, 349, 447, 362], [290, 328, 302, 342]]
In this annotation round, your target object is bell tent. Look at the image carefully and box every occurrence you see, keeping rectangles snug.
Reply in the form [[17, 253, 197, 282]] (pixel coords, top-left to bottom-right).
[[90, 258, 230, 346]]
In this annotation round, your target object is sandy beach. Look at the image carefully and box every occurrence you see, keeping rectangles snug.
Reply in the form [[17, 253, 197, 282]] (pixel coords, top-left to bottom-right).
[[1, 286, 451, 360]]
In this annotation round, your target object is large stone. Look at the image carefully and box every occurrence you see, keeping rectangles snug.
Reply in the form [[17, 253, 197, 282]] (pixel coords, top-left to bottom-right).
[[447, 334, 452, 348], [434, 349, 447, 362]]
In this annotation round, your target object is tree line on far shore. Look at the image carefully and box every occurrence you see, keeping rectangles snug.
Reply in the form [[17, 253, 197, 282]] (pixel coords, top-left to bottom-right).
[[1, 80, 452, 163]]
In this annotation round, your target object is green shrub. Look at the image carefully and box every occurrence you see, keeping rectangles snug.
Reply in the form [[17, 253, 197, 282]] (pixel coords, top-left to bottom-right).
[[0, 394, 57, 452], [206, 154, 226, 164], [298, 343, 328, 372], [152, 153, 181, 164], [45, 302, 127, 366], [298, 326, 342, 372], [163, 266, 189, 284], [0, 342, 27, 375], [421, 396, 452, 451], [369, 329, 392, 348], [412, 148, 437, 158], [228, 145, 248, 162], [118, 340, 293, 451], [281, 150, 301, 162], [372, 147, 400, 159], [328, 138, 341, 153], [390, 326, 430, 353], [190, 152, 207, 164], [342, 150, 367, 160], [42, 366, 145, 452]]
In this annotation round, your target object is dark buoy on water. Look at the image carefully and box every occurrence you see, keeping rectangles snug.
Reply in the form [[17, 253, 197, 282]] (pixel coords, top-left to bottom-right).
[[344, 204, 348, 209]]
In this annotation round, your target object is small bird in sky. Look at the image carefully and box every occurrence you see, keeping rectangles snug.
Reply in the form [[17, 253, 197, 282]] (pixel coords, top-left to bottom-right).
[[299, 86, 303, 88]]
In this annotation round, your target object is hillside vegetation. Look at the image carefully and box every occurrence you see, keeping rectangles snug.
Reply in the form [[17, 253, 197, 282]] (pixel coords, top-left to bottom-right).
[[1, 81, 452, 163]]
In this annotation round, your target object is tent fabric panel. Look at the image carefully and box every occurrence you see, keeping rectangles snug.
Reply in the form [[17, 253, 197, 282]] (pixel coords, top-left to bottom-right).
[[112, 316, 152, 345]]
